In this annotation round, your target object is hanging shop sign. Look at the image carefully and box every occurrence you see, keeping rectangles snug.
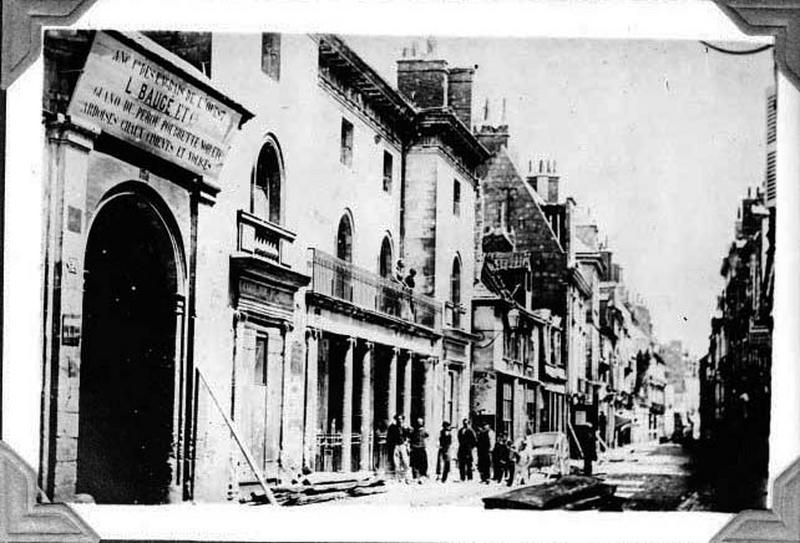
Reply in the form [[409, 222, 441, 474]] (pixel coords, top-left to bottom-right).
[[67, 32, 244, 178]]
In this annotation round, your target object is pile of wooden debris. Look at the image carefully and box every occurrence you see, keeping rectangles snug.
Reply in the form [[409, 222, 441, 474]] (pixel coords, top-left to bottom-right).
[[483, 475, 621, 510], [242, 471, 387, 506]]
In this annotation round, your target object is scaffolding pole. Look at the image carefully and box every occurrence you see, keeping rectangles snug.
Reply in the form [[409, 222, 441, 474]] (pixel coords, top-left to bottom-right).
[[196, 367, 279, 506]]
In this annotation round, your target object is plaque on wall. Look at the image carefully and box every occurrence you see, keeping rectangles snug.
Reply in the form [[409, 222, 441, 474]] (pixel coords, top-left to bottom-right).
[[67, 32, 243, 178]]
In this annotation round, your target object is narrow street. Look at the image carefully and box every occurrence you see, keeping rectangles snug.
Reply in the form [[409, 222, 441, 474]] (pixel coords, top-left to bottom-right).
[[315, 441, 713, 510]]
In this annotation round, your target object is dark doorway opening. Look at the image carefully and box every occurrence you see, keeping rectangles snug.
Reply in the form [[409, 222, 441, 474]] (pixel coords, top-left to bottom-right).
[[76, 191, 180, 504], [411, 357, 425, 424]]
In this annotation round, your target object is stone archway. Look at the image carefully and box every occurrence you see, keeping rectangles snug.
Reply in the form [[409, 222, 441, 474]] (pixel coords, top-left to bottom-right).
[[76, 187, 183, 504]]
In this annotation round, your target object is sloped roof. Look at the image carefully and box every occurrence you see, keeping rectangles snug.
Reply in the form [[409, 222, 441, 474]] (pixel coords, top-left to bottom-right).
[[490, 146, 563, 252]]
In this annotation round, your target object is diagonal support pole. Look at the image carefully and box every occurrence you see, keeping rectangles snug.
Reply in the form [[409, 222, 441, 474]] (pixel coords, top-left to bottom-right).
[[195, 367, 279, 506]]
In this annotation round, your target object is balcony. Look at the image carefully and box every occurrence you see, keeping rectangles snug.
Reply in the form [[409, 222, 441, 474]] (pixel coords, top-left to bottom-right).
[[237, 210, 295, 266], [307, 248, 441, 331]]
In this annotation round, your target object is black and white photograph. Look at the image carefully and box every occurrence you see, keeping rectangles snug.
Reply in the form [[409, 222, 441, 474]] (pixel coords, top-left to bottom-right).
[[2, 1, 800, 541]]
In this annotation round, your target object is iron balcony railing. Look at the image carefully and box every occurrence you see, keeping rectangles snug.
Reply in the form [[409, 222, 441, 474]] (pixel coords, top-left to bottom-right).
[[314, 432, 363, 473], [308, 248, 441, 330]]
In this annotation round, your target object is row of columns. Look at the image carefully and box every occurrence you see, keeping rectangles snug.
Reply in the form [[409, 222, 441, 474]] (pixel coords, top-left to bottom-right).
[[304, 328, 438, 472]]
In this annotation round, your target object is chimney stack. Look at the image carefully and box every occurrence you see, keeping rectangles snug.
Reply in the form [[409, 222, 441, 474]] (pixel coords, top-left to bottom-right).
[[397, 58, 450, 109], [396, 42, 477, 128], [447, 66, 476, 128], [474, 97, 510, 154], [526, 157, 560, 203]]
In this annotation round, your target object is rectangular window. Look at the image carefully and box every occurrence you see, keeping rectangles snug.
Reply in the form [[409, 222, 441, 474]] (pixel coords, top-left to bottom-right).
[[261, 33, 281, 81], [382, 151, 393, 192], [446, 370, 456, 424], [453, 179, 461, 216], [502, 381, 513, 438], [340, 118, 353, 166], [254, 334, 268, 386], [525, 386, 537, 432]]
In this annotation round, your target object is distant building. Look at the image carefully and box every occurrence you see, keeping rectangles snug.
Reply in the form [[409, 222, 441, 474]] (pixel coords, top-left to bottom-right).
[[472, 123, 569, 435], [698, 85, 775, 510]]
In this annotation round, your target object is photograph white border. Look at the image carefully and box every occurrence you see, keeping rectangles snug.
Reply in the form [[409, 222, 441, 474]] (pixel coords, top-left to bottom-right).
[[1, 1, 798, 541]]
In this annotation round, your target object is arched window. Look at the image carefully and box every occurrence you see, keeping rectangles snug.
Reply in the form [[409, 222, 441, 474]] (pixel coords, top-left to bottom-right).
[[336, 214, 353, 263], [252, 140, 282, 224], [379, 236, 393, 278]]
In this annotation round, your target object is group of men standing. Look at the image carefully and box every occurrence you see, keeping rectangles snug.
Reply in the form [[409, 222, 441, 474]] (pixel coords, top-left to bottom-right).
[[385, 415, 520, 486]]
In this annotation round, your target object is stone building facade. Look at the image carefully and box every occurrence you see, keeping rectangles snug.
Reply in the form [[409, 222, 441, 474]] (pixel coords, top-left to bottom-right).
[[473, 124, 569, 435], [40, 31, 488, 504], [39, 30, 667, 505], [40, 30, 254, 503]]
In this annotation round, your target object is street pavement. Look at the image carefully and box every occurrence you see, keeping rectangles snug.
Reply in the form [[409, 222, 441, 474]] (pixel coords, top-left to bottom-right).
[[591, 441, 706, 510], [317, 441, 711, 510]]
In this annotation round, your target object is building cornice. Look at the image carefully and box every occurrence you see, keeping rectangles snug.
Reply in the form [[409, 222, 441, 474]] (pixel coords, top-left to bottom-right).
[[317, 74, 404, 150], [569, 266, 592, 298], [415, 108, 491, 170], [316, 34, 416, 134]]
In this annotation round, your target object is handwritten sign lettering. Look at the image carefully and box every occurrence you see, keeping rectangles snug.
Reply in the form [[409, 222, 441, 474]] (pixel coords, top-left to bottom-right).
[[68, 32, 242, 178]]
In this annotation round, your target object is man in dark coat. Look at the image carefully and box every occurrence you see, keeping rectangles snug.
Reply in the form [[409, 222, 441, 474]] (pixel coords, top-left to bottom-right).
[[576, 422, 598, 475], [386, 414, 410, 482], [436, 421, 453, 482], [492, 433, 511, 483], [409, 417, 429, 482], [476, 423, 494, 483], [457, 418, 476, 481]]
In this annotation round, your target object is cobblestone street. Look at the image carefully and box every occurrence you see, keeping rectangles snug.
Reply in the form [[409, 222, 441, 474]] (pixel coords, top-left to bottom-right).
[[593, 442, 704, 510]]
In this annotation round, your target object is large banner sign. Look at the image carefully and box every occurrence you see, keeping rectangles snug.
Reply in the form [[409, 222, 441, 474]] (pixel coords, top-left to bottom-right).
[[68, 32, 243, 178]]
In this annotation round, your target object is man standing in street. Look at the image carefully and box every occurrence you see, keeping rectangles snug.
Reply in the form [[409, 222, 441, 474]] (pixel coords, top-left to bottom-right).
[[476, 422, 495, 483], [436, 421, 453, 482], [492, 433, 510, 483], [387, 414, 410, 483], [576, 422, 598, 476], [409, 417, 430, 483], [457, 418, 476, 481]]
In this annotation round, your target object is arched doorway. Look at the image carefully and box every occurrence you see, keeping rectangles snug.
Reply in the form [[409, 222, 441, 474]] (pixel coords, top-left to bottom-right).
[[76, 187, 183, 504]]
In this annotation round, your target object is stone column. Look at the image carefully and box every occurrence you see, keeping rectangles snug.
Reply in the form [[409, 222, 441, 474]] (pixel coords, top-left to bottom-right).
[[423, 357, 437, 471], [402, 353, 413, 422], [169, 295, 187, 503], [388, 348, 399, 419], [41, 117, 98, 501], [341, 337, 356, 472], [424, 358, 436, 428], [304, 328, 320, 471], [359, 342, 373, 471]]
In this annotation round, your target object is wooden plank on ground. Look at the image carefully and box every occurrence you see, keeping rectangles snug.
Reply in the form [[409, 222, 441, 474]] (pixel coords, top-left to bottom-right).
[[301, 471, 374, 485], [483, 475, 616, 510]]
